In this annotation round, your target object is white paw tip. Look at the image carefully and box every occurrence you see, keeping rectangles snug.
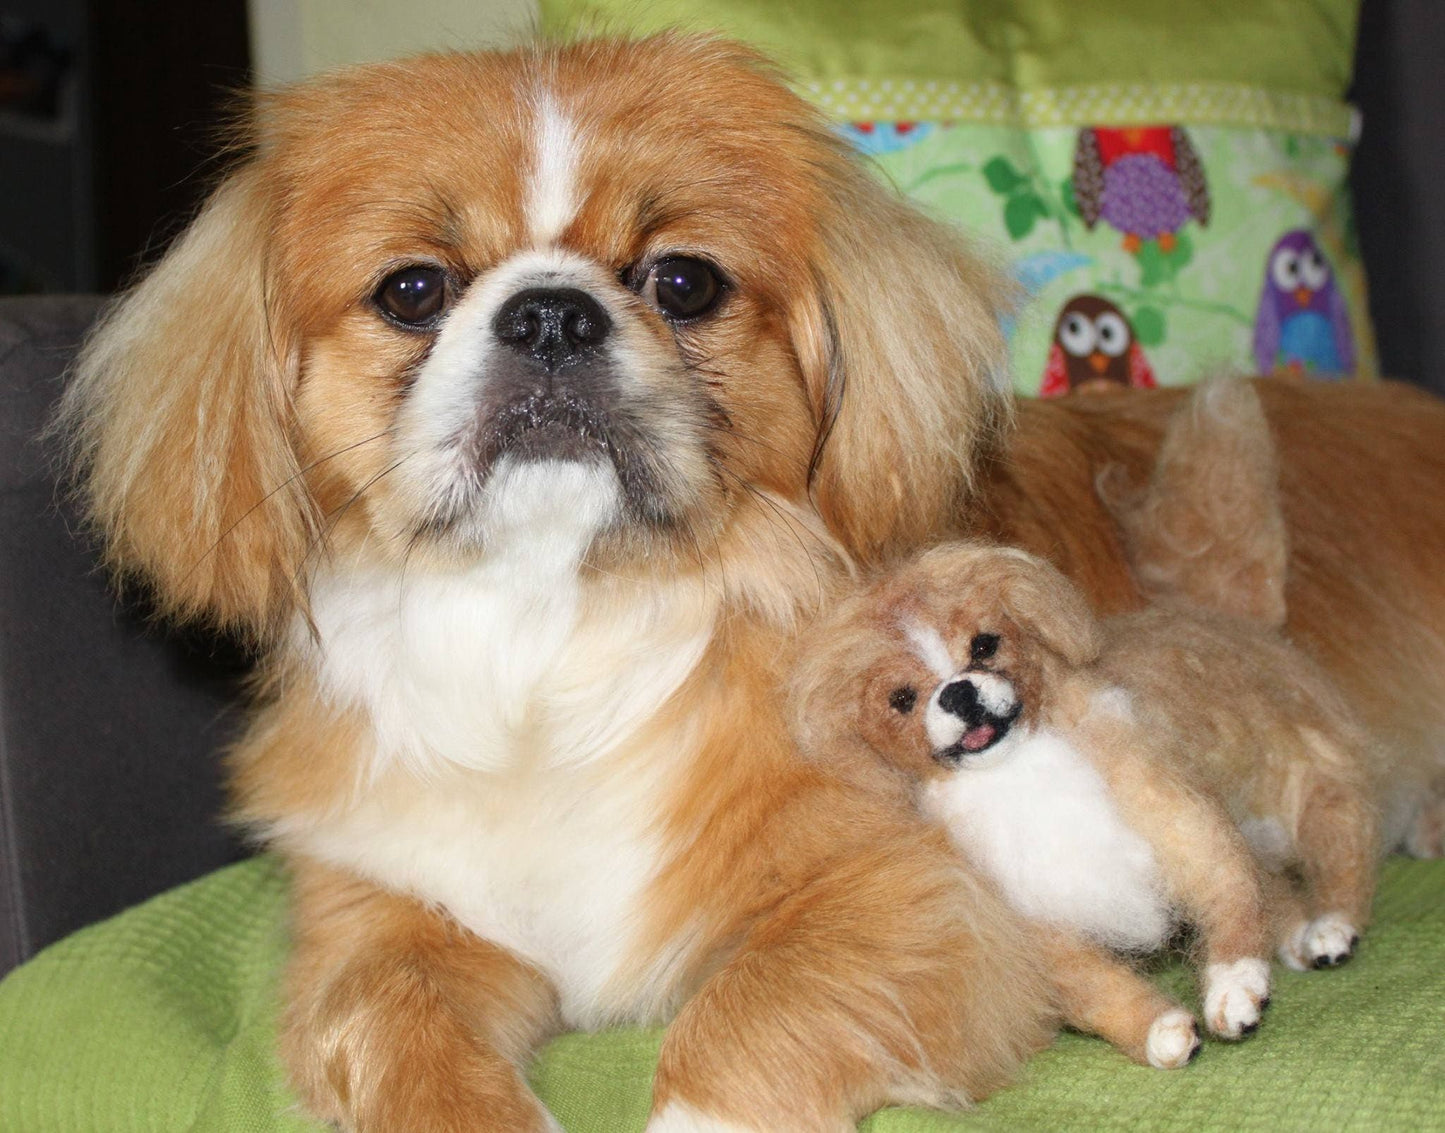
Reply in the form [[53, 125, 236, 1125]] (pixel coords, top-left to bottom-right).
[[1203, 957, 1271, 1039], [1145, 1008, 1201, 1069], [647, 1102, 761, 1133], [1281, 912, 1360, 971]]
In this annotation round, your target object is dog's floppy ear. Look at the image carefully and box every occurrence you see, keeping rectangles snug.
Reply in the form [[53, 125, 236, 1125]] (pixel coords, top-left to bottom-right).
[[997, 549, 1102, 667], [57, 165, 315, 638], [916, 542, 1102, 667], [791, 160, 1014, 564]]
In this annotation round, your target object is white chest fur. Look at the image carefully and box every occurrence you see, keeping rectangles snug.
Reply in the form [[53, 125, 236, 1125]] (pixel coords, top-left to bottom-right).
[[276, 752, 691, 1029], [301, 527, 714, 776], [280, 466, 719, 1026], [921, 728, 1171, 952]]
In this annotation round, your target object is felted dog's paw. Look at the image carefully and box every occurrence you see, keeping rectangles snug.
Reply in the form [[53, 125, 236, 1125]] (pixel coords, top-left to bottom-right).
[[1203, 958, 1271, 1039], [1145, 1009, 1201, 1069], [1279, 912, 1360, 972]]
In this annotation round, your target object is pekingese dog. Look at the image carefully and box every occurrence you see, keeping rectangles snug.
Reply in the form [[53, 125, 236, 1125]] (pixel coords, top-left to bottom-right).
[[790, 537, 1377, 1069], [57, 33, 1445, 1132]]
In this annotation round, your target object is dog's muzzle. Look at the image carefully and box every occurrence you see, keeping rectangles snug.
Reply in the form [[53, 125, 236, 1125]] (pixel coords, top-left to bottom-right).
[[470, 287, 626, 469], [927, 672, 1021, 766]]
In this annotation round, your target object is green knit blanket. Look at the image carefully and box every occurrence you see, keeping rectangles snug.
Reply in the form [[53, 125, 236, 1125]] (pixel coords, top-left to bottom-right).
[[1, 856, 1441, 1131]]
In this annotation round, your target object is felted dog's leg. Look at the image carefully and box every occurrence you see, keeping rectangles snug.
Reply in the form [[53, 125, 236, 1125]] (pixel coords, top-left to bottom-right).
[[279, 860, 563, 1133], [1041, 930, 1199, 1069], [648, 839, 1053, 1132], [1088, 726, 1273, 1040], [1279, 760, 1378, 970], [1138, 799, 1272, 1039]]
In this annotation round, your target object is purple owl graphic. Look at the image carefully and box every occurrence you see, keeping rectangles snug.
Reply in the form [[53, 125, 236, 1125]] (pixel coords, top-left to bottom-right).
[[1073, 126, 1210, 253], [1253, 230, 1355, 379]]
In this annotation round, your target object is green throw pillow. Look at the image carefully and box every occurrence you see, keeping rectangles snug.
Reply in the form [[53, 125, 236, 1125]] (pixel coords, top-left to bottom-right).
[[543, 0, 1377, 395]]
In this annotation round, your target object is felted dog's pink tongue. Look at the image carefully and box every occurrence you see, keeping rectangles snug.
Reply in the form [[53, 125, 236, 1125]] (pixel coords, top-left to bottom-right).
[[961, 723, 998, 752]]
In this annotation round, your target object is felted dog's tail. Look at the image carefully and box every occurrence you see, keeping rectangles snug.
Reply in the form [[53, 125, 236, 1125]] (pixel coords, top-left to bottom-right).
[[1098, 378, 1288, 626]]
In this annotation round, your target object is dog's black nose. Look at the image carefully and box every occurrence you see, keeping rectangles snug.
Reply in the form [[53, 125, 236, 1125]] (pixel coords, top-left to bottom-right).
[[493, 288, 612, 371], [937, 679, 981, 721]]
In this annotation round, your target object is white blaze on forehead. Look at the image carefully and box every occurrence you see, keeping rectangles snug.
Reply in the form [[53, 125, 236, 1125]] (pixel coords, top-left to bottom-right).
[[528, 91, 582, 244], [904, 619, 957, 680]]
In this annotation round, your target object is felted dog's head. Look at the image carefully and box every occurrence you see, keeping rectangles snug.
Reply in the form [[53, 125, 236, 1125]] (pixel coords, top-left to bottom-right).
[[793, 542, 1103, 782]]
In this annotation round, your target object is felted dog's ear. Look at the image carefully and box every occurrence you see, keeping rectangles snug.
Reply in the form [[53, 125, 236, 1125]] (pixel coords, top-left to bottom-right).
[[914, 542, 1103, 668], [57, 165, 316, 638], [999, 550, 1103, 667], [791, 162, 1015, 564]]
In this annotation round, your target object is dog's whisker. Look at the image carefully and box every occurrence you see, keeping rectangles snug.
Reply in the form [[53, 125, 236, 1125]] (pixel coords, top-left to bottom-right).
[[180, 427, 396, 586], [293, 453, 414, 589]]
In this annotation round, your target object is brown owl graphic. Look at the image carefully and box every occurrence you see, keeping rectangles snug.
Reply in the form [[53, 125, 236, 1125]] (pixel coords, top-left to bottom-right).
[[1041, 295, 1157, 397]]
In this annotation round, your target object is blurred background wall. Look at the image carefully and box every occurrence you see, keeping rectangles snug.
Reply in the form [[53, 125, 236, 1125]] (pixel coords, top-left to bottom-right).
[[0, 0, 534, 296]]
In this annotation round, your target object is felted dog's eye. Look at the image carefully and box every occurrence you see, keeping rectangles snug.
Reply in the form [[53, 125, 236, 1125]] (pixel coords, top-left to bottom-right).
[[888, 686, 917, 714], [376, 266, 448, 328], [645, 257, 723, 320], [970, 633, 1000, 663]]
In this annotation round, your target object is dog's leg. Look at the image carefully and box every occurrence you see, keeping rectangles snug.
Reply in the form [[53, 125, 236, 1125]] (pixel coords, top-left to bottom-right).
[[1150, 810, 1272, 1040], [647, 843, 1054, 1132], [1041, 930, 1199, 1069], [1403, 780, 1445, 858], [1094, 738, 1274, 1040], [280, 859, 562, 1133], [1279, 762, 1377, 971]]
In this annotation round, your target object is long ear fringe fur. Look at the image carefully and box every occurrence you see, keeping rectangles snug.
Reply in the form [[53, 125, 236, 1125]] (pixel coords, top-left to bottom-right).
[[799, 149, 1017, 566], [53, 168, 316, 640]]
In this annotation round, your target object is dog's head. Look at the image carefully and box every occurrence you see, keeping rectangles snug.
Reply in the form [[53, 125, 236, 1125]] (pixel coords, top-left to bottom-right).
[[793, 542, 1102, 782], [59, 35, 1014, 639]]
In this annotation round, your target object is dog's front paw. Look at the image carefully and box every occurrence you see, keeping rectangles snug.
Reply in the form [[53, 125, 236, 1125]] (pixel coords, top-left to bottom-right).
[[1145, 1009, 1201, 1069], [1202, 958, 1271, 1039], [1279, 912, 1360, 972]]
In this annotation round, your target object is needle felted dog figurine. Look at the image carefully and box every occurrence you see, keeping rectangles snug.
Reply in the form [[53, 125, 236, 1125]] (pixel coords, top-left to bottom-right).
[[791, 535, 1378, 1068], [1098, 378, 1380, 972]]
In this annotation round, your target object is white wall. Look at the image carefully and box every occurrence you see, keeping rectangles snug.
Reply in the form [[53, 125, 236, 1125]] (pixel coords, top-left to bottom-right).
[[248, 0, 541, 85]]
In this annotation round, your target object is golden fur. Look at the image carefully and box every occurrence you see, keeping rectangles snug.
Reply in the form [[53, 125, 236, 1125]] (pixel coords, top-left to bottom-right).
[[55, 33, 1445, 1131], [791, 539, 1377, 1066], [60, 37, 1046, 1132], [965, 381, 1445, 855]]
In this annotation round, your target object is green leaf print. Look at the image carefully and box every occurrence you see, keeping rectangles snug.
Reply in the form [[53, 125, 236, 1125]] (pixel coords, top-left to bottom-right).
[[1136, 230, 1194, 287], [983, 156, 1026, 195], [1004, 192, 1047, 240], [1061, 176, 1080, 217], [1132, 306, 1167, 347]]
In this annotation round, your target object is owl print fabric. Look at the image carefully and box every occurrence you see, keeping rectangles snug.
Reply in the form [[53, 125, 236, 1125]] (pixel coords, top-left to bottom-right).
[[837, 113, 1375, 397], [544, 0, 1372, 398]]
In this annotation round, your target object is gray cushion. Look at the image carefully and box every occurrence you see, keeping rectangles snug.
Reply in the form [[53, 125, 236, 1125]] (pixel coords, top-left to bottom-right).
[[0, 296, 247, 975]]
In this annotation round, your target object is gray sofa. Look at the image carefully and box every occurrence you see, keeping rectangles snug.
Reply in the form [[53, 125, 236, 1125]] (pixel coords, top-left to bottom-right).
[[2, 1, 1444, 977]]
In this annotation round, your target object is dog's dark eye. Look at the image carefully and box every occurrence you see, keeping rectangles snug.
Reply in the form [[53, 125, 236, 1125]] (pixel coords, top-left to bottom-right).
[[376, 266, 448, 328], [970, 633, 1000, 663], [644, 256, 723, 320], [888, 686, 918, 714]]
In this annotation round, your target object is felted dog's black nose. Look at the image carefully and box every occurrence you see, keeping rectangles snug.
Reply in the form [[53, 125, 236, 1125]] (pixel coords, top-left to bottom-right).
[[938, 679, 981, 721], [494, 288, 612, 371]]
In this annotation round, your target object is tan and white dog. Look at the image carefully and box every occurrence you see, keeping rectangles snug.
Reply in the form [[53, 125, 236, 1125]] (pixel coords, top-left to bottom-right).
[[58, 34, 1445, 1131], [791, 537, 1377, 1069]]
